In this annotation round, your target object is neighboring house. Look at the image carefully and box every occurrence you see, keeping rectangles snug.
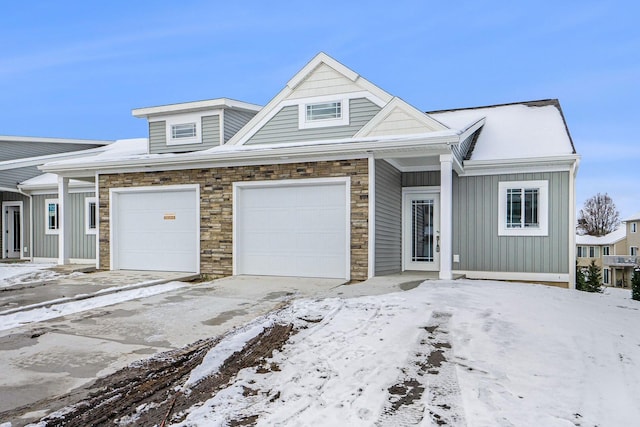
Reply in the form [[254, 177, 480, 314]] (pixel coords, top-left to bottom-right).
[[576, 227, 626, 286], [41, 53, 580, 286], [1, 136, 112, 261]]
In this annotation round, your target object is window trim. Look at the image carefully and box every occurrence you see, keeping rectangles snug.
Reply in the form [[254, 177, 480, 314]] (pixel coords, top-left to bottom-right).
[[45, 198, 59, 235], [602, 246, 610, 256], [164, 112, 203, 146], [298, 96, 349, 129], [498, 180, 548, 236], [603, 268, 610, 285], [631, 246, 638, 256], [85, 197, 97, 235]]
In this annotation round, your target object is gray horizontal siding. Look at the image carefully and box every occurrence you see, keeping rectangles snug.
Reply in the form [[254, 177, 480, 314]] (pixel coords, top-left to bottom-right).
[[402, 171, 441, 187], [149, 115, 221, 154], [0, 165, 41, 189], [452, 172, 570, 274], [224, 110, 257, 143], [1, 192, 31, 258], [0, 141, 101, 162], [32, 192, 96, 259], [246, 98, 381, 145], [375, 160, 402, 275]]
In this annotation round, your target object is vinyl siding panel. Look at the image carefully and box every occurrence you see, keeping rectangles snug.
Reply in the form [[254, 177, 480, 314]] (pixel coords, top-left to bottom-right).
[[224, 110, 257, 143], [452, 171, 570, 274], [148, 115, 221, 154], [1, 192, 31, 258], [402, 171, 441, 187], [289, 63, 363, 99], [32, 192, 96, 259], [246, 98, 381, 145], [0, 141, 101, 162], [375, 160, 402, 275]]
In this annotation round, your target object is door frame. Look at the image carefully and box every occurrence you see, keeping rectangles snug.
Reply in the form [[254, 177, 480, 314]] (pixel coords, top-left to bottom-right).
[[2, 201, 23, 259], [402, 187, 440, 272]]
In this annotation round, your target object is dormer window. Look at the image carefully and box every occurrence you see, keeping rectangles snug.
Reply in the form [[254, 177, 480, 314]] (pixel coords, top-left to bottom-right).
[[165, 113, 203, 146], [298, 96, 349, 129], [171, 123, 197, 139]]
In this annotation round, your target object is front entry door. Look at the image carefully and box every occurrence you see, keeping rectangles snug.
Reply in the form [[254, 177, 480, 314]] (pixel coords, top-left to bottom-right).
[[403, 192, 440, 271], [4, 205, 21, 259]]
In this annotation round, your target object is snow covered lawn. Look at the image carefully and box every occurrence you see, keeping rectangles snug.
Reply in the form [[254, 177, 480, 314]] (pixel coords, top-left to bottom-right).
[[0, 263, 57, 288], [172, 280, 640, 426]]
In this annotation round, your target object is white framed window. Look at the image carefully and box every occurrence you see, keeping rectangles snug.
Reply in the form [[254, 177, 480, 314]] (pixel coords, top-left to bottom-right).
[[163, 112, 203, 146], [577, 246, 585, 258], [603, 246, 610, 256], [498, 180, 548, 236], [589, 246, 599, 258], [298, 96, 349, 129], [631, 246, 638, 256], [632, 222, 637, 233], [45, 198, 59, 235], [85, 197, 97, 235], [603, 268, 610, 285]]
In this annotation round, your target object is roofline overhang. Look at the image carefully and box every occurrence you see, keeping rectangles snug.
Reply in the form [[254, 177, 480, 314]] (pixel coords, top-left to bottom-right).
[[0, 135, 113, 145], [132, 98, 263, 118], [0, 145, 112, 171], [461, 154, 581, 176], [40, 132, 461, 177]]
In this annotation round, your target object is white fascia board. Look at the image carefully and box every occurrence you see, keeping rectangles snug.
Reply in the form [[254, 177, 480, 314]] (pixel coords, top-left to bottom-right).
[[458, 117, 486, 141], [287, 52, 359, 89], [0, 135, 113, 145], [461, 155, 580, 176], [0, 146, 111, 171], [132, 98, 262, 118], [41, 133, 459, 176]]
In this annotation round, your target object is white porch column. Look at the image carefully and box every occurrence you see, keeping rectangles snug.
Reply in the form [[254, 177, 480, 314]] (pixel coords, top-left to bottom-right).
[[58, 176, 71, 265], [439, 154, 453, 280]]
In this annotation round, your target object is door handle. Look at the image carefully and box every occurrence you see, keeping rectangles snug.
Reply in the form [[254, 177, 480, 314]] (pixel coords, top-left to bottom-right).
[[436, 232, 440, 253]]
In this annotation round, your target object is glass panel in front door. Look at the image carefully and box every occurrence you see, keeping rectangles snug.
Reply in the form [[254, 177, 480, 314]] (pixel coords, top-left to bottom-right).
[[412, 199, 435, 262]]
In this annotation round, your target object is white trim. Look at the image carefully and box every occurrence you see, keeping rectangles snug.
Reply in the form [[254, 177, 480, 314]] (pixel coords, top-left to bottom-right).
[[2, 201, 24, 259], [44, 198, 59, 235], [461, 155, 579, 176], [498, 180, 549, 237], [158, 111, 207, 146], [455, 270, 570, 284], [33, 257, 96, 264], [85, 197, 97, 235], [287, 52, 359, 89], [109, 184, 200, 273], [27, 187, 94, 196], [132, 98, 261, 118], [439, 154, 453, 280], [568, 160, 578, 288], [368, 155, 375, 278], [95, 172, 100, 270], [232, 177, 351, 280], [298, 97, 349, 129]]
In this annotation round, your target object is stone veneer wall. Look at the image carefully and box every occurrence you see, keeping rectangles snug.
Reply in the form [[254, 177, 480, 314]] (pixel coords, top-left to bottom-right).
[[98, 159, 369, 280]]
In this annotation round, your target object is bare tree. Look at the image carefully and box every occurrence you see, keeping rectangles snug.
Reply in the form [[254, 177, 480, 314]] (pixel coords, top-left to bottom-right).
[[578, 193, 620, 236]]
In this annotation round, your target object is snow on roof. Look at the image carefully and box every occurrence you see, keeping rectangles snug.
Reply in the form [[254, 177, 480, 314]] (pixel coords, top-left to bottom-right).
[[19, 172, 92, 189], [576, 227, 626, 245], [429, 100, 575, 161], [44, 138, 148, 167]]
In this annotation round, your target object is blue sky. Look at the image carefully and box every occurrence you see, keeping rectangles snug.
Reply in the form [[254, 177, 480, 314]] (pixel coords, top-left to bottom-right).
[[1, 1, 638, 217]]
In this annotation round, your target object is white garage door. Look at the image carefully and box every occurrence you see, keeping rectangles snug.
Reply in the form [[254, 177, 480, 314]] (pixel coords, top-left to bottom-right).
[[235, 180, 349, 279], [112, 186, 198, 272]]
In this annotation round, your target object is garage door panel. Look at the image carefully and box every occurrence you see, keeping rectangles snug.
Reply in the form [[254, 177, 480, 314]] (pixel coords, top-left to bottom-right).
[[114, 189, 198, 273], [236, 181, 348, 279]]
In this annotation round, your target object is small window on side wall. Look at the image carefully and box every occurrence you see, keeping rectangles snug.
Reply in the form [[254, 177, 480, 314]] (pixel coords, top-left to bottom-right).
[[632, 222, 637, 233], [85, 197, 97, 235], [45, 199, 59, 235], [498, 181, 548, 236]]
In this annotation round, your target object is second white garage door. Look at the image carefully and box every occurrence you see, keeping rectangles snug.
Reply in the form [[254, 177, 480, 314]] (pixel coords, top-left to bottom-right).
[[234, 179, 349, 279], [111, 185, 199, 273]]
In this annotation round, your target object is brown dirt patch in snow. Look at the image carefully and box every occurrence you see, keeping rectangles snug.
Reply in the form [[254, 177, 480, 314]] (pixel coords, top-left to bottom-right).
[[2, 323, 294, 427]]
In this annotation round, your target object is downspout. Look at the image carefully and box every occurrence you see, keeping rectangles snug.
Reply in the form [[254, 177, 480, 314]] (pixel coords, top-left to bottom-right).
[[16, 187, 33, 261]]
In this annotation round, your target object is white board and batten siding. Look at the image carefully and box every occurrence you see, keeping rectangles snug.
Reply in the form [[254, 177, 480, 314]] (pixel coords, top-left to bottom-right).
[[233, 178, 350, 280], [110, 185, 199, 273]]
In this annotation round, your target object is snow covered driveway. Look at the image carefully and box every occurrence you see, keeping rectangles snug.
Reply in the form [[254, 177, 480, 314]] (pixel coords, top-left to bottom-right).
[[171, 280, 640, 426]]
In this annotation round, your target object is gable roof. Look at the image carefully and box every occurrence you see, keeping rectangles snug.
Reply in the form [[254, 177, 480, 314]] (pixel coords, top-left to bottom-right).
[[226, 52, 393, 146], [429, 99, 576, 161]]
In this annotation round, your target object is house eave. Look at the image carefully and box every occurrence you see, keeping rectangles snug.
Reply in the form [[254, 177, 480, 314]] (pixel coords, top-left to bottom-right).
[[132, 98, 263, 118], [41, 133, 460, 176], [461, 154, 580, 176]]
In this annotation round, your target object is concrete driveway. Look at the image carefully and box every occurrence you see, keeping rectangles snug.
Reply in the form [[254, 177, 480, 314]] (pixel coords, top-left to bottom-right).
[[0, 275, 347, 415]]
